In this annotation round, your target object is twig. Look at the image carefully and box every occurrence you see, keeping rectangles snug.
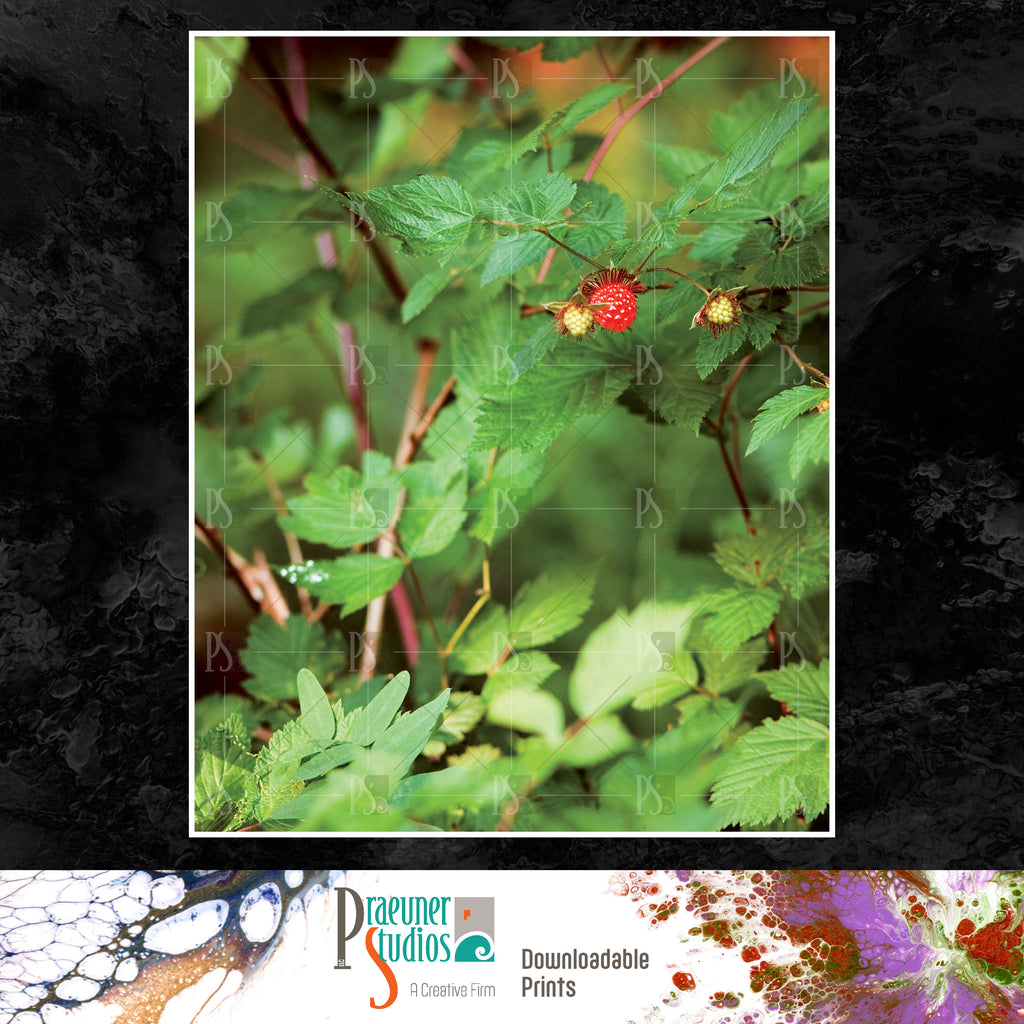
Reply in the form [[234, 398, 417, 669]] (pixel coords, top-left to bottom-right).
[[441, 559, 492, 661], [195, 516, 263, 615], [582, 37, 729, 183], [796, 298, 831, 318], [253, 454, 312, 618], [698, 351, 758, 537], [359, 339, 441, 681], [536, 39, 726, 285], [195, 516, 291, 623], [778, 341, 830, 386]]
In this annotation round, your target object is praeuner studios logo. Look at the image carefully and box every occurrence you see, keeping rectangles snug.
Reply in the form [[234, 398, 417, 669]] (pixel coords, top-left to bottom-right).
[[335, 887, 495, 1009]]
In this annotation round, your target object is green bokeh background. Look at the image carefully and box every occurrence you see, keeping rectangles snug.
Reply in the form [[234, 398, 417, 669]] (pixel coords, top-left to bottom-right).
[[193, 34, 830, 684]]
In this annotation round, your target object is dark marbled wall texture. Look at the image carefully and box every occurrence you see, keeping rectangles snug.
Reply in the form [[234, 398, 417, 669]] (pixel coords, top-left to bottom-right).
[[0, 1, 1021, 864]]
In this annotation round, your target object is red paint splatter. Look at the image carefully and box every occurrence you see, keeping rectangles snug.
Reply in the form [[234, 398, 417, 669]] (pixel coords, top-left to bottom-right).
[[956, 905, 1024, 972]]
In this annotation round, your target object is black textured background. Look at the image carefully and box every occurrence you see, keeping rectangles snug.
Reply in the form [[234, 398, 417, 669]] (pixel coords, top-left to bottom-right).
[[2, 1, 1022, 866]]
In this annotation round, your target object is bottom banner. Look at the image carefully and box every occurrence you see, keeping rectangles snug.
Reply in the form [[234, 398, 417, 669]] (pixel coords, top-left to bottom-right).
[[1, 871, 1022, 1024]]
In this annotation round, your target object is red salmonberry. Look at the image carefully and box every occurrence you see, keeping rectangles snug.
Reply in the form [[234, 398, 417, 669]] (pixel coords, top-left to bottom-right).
[[580, 268, 642, 332]]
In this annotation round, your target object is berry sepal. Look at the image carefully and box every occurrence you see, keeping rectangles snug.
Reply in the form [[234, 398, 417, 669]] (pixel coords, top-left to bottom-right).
[[692, 287, 744, 338]]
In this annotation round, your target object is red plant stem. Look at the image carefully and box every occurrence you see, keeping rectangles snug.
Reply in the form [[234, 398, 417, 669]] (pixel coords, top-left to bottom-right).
[[778, 340, 830, 386], [714, 352, 756, 536], [796, 298, 831, 317], [282, 37, 310, 121], [537, 37, 728, 284], [582, 36, 729, 183]]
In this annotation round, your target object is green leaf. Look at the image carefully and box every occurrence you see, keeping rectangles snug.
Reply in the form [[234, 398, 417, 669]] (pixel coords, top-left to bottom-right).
[[773, 519, 829, 598], [751, 239, 825, 287], [466, 448, 546, 545], [291, 742, 361, 782], [794, 180, 830, 234], [486, 683, 564, 740], [693, 631, 766, 697], [399, 456, 469, 557], [629, 669, 698, 711], [652, 143, 719, 190], [543, 82, 629, 140], [481, 230, 553, 285], [482, 651, 560, 699], [282, 450, 399, 548], [569, 602, 699, 720], [448, 603, 508, 675], [374, 689, 451, 779], [401, 266, 461, 324], [789, 408, 830, 477], [696, 324, 746, 379], [239, 615, 336, 703], [747, 385, 828, 455], [688, 221, 755, 263], [347, 671, 411, 746], [700, 97, 817, 212], [280, 553, 404, 613], [736, 308, 782, 351], [560, 714, 632, 767], [761, 659, 829, 725], [712, 524, 804, 590], [561, 181, 626, 270], [642, 362, 727, 436], [313, 175, 476, 266], [509, 568, 595, 647], [478, 173, 577, 229], [240, 267, 339, 338], [711, 715, 829, 827], [255, 718, 323, 770], [297, 668, 336, 743], [698, 587, 782, 650], [195, 717, 255, 820], [435, 691, 485, 743], [372, 89, 433, 173], [471, 344, 636, 452], [608, 176, 710, 267]]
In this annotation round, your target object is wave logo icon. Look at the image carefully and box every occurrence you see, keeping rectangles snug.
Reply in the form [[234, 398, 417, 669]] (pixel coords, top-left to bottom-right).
[[452, 898, 494, 963]]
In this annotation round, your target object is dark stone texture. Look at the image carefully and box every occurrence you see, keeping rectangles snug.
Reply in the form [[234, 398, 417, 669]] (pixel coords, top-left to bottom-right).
[[0, 1, 1021, 866]]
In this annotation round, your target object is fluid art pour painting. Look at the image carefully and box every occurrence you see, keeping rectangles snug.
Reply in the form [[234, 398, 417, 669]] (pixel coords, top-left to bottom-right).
[[614, 870, 1024, 1024], [3, 871, 1022, 1024], [0, 872, 342, 1024]]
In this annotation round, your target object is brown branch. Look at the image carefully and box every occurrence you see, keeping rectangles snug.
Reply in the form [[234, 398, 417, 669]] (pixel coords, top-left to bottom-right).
[[358, 339, 441, 681], [778, 341, 830, 386], [195, 516, 290, 623], [253, 454, 312, 618], [246, 38, 408, 306]]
